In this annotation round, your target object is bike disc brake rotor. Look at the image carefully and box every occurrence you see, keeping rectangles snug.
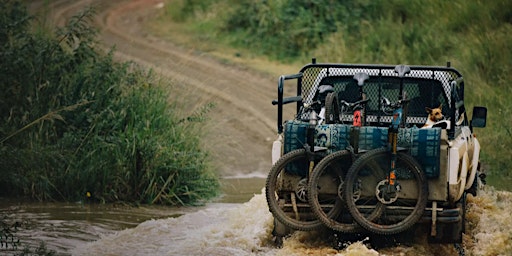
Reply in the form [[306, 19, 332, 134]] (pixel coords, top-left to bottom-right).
[[337, 179, 345, 200], [376, 180, 398, 204]]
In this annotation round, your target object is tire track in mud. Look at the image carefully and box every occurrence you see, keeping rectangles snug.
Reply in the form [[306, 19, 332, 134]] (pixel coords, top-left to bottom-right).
[[34, 0, 287, 177]]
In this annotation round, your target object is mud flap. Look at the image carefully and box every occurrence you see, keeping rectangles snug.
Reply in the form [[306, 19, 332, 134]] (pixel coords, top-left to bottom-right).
[[428, 222, 463, 244], [428, 194, 466, 244], [272, 218, 290, 248]]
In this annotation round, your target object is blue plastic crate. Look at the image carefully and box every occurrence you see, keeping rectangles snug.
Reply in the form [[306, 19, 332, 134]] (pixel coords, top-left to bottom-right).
[[283, 120, 350, 154], [282, 120, 441, 178], [315, 123, 351, 152], [283, 120, 309, 154], [396, 127, 441, 178], [282, 120, 350, 175], [358, 126, 389, 150], [358, 126, 441, 178]]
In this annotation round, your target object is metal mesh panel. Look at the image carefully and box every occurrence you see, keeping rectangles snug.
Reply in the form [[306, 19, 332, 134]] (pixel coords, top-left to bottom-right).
[[297, 64, 462, 127]]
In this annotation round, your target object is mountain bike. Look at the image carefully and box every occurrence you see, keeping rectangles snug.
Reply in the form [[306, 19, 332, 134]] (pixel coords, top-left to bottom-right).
[[343, 65, 428, 235], [307, 72, 383, 232], [266, 99, 343, 233]]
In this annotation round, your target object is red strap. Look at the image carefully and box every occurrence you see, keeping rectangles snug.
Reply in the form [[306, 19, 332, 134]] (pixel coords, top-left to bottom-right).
[[353, 110, 362, 127]]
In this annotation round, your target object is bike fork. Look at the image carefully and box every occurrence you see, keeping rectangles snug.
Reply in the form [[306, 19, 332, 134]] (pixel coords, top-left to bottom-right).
[[388, 131, 400, 191]]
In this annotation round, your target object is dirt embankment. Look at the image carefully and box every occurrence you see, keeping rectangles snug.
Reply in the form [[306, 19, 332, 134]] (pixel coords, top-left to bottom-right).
[[34, 0, 293, 177]]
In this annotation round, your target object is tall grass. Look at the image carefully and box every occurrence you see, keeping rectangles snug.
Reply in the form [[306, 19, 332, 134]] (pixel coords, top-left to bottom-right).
[[0, 1, 219, 204], [157, 0, 512, 189]]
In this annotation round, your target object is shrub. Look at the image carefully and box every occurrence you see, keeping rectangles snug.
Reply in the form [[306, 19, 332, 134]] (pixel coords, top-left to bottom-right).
[[0, 1, 219, 205], [154, 0, 512, 189], [221, 0, 365, 60]]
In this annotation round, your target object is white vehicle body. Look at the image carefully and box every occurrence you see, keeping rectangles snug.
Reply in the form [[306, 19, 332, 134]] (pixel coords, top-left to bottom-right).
[[270, 61, 487, 244]]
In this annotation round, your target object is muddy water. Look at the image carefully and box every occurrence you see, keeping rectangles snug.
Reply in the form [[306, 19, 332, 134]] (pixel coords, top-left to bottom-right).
[[0, 178, 264, 254], [70, 186, 512, 256], [2, 180, 512, 256], [0, 197, 199, 254]]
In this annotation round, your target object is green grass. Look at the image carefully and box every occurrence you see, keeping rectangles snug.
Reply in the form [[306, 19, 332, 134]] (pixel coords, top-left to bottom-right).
[[153, 0, 512, 190], [0, 1, 219, 205]]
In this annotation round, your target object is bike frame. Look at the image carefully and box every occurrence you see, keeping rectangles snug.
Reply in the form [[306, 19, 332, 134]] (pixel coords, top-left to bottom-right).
[[388, 105, 402, 187], [306, 110, 319, 176], [353, 72, 369, 127], [386, 65, 411, 189]]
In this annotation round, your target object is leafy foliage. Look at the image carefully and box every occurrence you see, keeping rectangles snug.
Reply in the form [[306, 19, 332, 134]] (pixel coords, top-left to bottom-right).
[[158, 0, 512, 189], [162, 0, 217, 22], [221, 0, 364, 59], [0, 1, 219, 204]]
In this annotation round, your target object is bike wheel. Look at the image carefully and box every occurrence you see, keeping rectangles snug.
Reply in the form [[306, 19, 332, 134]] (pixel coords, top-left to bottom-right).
[[308, 150, 357, 232], [344, 148, 428, 235], [309, 150, 383, 232], [324, 92, 340, 124], [266, 148, 331, 231]]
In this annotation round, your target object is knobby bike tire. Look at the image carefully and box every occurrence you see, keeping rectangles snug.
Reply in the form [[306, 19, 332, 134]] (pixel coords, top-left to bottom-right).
[[308, 150, 357, 232], [324, 92, 340, 124], [266, 148, 333, 231], [344, 148, 428, 235], [309, 150, 383, 232]]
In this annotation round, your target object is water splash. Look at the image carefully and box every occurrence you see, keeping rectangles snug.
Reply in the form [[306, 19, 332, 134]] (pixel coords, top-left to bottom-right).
[[71, 187, 512, 256], [72, 189, 275, 255], [465, 187, 512, 255]]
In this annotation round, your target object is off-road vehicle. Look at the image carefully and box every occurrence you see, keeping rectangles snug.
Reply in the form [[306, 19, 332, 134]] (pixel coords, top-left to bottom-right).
[[267, 60, 487, 247]]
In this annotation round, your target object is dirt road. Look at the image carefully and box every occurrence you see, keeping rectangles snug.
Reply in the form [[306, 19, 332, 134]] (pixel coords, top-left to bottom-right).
[[32, 0, 290, 177]]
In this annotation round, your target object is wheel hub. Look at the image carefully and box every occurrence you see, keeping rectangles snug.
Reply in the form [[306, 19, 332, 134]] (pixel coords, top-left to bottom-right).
[[376, 180, 399, 204], [295, 178, 308, 202]]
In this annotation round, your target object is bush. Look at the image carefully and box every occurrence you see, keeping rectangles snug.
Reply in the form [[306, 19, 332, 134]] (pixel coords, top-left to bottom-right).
[[154, 0, 512, 189], [0, 1, 219, 205], [221, 0, 365, 60]]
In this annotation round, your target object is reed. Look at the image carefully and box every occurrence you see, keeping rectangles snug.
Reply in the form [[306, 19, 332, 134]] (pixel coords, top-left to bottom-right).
[[0, 1, 219, 204]]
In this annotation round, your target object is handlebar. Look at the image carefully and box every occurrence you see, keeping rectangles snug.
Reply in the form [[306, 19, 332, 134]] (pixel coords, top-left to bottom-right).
[[303, 100, 322, 109], [340, 98, 370, 111], [381, 96, 410, 109], [380, 96, 411, 120], [295, 100, 322, 124]]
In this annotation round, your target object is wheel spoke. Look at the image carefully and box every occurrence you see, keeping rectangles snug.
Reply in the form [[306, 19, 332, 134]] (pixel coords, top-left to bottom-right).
[[308, 150, 362, 232], [344, 148, 428, 235], [266, 149, 326, 231]]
